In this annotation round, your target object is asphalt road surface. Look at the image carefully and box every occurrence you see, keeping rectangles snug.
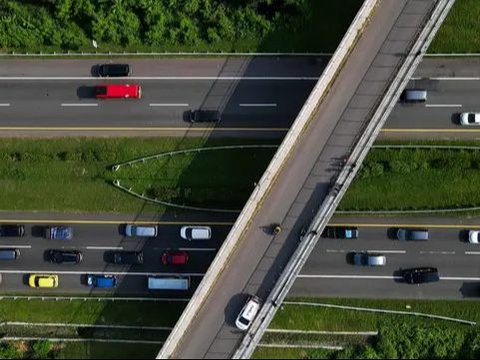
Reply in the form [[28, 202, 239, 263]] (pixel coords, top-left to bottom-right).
[[382, 57, 480, 139], [293, 216, 480, 300], [0, 57, 326, 137], [0, 221, 231, 297]]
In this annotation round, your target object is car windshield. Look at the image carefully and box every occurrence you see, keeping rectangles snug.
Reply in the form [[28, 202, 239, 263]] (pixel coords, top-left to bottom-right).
[[469, 114, 476, 123], [238, 316, 250, 326]]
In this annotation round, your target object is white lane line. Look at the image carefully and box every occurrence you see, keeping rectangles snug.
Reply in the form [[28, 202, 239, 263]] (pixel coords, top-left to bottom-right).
[[465, 251, 480, 255], [419, 250, 455, 255], [0, 245, 31, 249], [297, 274, 480, 281], [0, 103, 10, 107], [0, 270, 204, 276], [0, 76, 319, 81], [61, 103, 98, 107], [239, 103, 277, 107], [326, 249, 405, 254], [178, 248, 217, 252], [85, 246, 123, 250], [425, 104, 462, 108], [149, 103, 189, 107], [297, 275, 401, 280]]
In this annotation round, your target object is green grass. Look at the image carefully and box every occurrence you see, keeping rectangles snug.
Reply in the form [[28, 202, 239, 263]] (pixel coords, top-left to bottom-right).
[[0, 299, 186, 327], [0, 137, 278, 213], [271, 298, 480, 331], [253, 298, 480, 359], [339, 141, 480, 212], [429, 0, 480, 53], [253, 347, 335, 360]]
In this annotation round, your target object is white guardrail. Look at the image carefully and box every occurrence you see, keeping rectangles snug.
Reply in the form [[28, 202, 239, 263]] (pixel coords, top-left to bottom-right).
[[157, 0, 380, 358], [234, 0, 456, 358]]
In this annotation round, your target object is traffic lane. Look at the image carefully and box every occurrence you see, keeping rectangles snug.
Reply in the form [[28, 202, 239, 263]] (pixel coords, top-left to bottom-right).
[[301, 248, 480, 276], [291, 277, 479, 299], [330, 215, 480, 227], [0, 57, 328, 78], [385, 79, 480, 130], [0, 245, 213, 274], [0, 272, 202, 297], [415, 57, 480, 79], [0, 80, 314, 127], [0, 223, 231, 250]]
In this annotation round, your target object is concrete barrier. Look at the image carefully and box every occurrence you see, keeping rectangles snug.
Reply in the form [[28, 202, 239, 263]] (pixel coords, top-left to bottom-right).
[[157, 0, 379, 358]]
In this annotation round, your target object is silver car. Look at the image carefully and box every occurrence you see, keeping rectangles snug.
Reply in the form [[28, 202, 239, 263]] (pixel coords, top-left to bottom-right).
[[352, 252, 386, 266]]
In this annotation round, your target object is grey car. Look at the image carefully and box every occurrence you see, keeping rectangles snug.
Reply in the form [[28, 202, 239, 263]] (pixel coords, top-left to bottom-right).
[[352, 252, 386, 266], [396, 228, 428, 241]]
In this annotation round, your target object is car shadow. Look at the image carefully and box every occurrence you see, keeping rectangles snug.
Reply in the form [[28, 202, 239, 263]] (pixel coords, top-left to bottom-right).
[[103, 251, 114, 264], [345, 252, 354, 265], [22, 274, 30, 286], [393, 269, 404, 283], [77, 85, 96, 99], [459, 229, 469, 242], [459, 282, 480, 298], [451, 112, 461, 125], [224, 293, 249, 329], [183, 110, 193, 122], [31, 225, 45, 238], [118, 224, 127, 236], [42, 250, 51, 262], [387, 228, 398, 240], [91, 65, 101, 77]]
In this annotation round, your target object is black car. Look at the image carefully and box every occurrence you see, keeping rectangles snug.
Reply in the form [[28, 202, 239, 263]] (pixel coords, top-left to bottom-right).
[[189, 109, 221, 123], [48, 249, 83, 264], [111, 251, 144, 265], [402, 267, 439, 284], [98, 63, 130, 77], [321, 226, 358, 239], [0, 225, 25, 237]]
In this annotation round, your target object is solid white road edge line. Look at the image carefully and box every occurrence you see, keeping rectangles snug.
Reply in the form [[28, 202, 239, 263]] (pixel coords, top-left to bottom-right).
[[0, 76, 320, 81]]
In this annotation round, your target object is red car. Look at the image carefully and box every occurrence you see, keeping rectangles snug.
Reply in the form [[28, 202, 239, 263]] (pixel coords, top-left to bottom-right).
[[94, 84, 142, 99], [161, 251, 189, 266]]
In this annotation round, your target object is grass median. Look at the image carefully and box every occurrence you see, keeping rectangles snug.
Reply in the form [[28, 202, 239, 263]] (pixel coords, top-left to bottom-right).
[[0, 137, 278, 213], [0, 298, 186, 359], [339, 141, 480, 213], [429, 0, 480, 53]]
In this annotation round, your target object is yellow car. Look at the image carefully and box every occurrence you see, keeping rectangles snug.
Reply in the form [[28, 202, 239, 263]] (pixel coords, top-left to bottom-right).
[[29, 274, 58, 288]]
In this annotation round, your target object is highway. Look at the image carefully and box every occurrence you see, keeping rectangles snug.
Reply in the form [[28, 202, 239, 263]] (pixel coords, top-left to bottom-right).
[[0, 220, 232, 296], [0, 57, 324, 137], [293, 216, 480, 300], [382, 57, 480, 139]]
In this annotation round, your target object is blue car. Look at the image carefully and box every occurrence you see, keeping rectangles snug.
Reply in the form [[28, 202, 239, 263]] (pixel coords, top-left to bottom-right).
[[87, 275, 117, 288], [45, 226, 73, 240]]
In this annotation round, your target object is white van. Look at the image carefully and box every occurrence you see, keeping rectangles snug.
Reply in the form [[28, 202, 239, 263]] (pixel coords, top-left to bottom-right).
[[147, 276, 190, 291], [180, 226, 211, 241], [235, 295, 262, 330], [125, 224, 158, 237]]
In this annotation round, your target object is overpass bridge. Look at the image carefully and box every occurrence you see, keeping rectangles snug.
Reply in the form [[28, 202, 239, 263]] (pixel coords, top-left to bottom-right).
[[159, 0, 455, 358]]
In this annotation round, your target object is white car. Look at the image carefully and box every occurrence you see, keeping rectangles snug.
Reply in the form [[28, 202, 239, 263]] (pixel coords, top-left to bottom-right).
[[180, 226, 211, 241], [469, 230, 480, 244], [235, 295, 262, 331], [460, 112, 480, 126]]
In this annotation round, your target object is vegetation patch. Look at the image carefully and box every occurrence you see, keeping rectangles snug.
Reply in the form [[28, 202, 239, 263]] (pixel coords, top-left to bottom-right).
[[0, 0, 362, 53], [429, 0, 480, 53], [254, 298, 480, 359], [339, 142, 480, 212], [0, 137, 277, 213]]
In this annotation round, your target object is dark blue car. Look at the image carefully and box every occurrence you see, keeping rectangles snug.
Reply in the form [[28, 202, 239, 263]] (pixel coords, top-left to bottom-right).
[[87, 275, 117, 288]]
